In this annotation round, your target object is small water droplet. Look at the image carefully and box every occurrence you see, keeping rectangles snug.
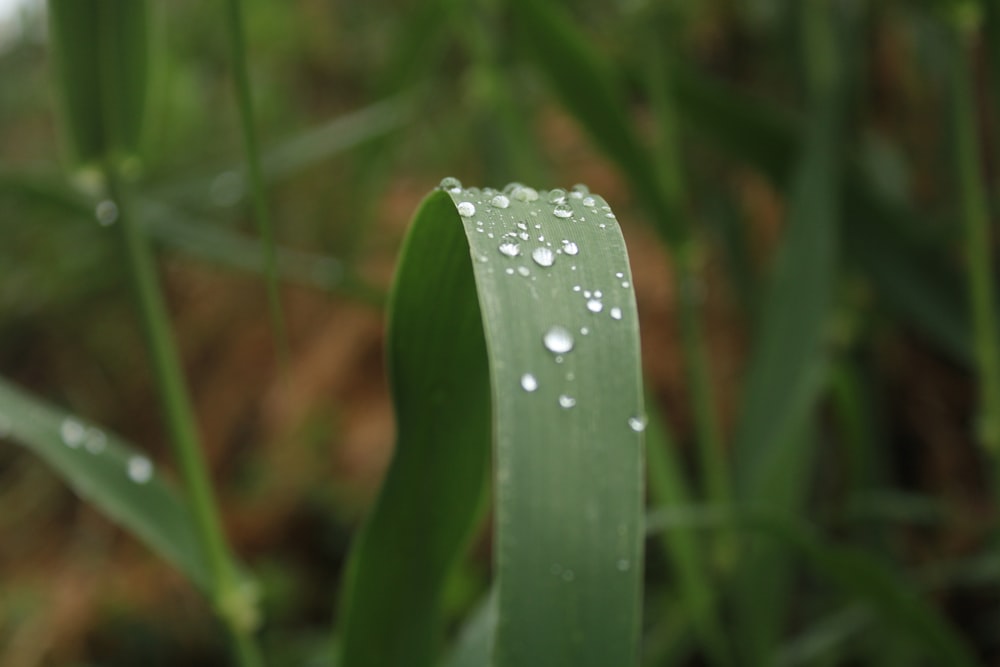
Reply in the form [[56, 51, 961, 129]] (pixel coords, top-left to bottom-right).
[[615, 272, 624, 278], [521, 373, 538, 392], [491, 194, 510, 209], [572, 285, 581, 292], [503, 181, 524, 194], [457, 201, 476, 217], [562, 241, 579, 256], [439, 176, 463, 193], [580, 326, 589, 335], [543, 326, 574, 354], [84, 427, 106, 454], [517, 266, 530, 277], [628, 414, 648, 433], [95, 200, 119, 226], [571, 183, 590, 196], [517, 222, 528, 231], [558, 394, 576, 409], [622, 281, 630, 288], [61, 418, 86, 448], [505, 267, 515, 275], [586, 299, 603, 313], [582, 196, 596, 207], [519, 232, 530, 240], [498, 241, 520, 257], [594, 290, 603, 298], [128, 455, 154, 483], [548, 188, 566, 203], [610, 307, 623, 320], [617, 558, 631, 572], [531, 247, 555, 267], [553, 203, 573, 218], [583, 290, 592, 298]]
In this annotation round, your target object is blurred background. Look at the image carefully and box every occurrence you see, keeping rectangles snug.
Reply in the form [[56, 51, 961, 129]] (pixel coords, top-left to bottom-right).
[[2, 0, 1000, 665]]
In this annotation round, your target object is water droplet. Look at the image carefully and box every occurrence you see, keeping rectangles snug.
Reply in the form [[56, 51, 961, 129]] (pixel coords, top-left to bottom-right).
[[439, 176, 463, 193], [628, 414, 648, 433], [583, 290, 592, 298], [548, 188, 566, 203], [610, 307, 623, 320], [491, 194, 510, 209], [571, 183, 590, 196], [572, 285, 581, 292], [503, 181, 524, 194], [606, 212, 616, 219], [622, 281, 630, 288], [512, 186, 539, 202], [498, 241, 520, 257], [586, 299, 603, 313], [521, 373, 539, 392], [562, 241, 579, 256], [505, 267, 515, 275], [582, 196, 596, 207], [616, 558, 631, 572], [594, 290, 603, 298], [531, 247, 555, 267], [84, 427, 106, 454], [558, 394, 576, 409], [543, 326, 574, 354], [457, 201, 476, 217], [553, 203, 573, 218], [61, 418, 86, 448], [562, 569, 576, 582], [517, 266, 530, 277], [128, 455, 154, 483], [519, 232, 530, 241], [580, 326, 590, 335], [95, 200, 119, 226]]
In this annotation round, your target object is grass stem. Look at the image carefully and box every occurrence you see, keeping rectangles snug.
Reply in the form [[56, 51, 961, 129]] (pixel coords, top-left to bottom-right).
[[224, 0, 288, 367]]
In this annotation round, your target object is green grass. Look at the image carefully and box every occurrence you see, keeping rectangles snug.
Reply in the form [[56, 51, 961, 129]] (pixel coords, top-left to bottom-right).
[[1, 1, 997, 666]]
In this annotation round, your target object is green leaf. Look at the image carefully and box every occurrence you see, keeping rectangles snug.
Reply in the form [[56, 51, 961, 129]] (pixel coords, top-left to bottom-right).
[[48, 0, 152, 164], [0, 376, 211, 591], [338, 185, 645, 667], [443, 589, 497, 667]]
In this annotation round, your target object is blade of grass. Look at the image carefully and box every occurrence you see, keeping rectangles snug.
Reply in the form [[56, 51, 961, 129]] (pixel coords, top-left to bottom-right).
[[0, 377, 213, 590], [224, 0, 287, 365], [442, 589, 497, 667], [645, 507, 981, 667], [948, 19, 1000, 454], [338, 185, 645, 667], [731, 4, 843, 660]]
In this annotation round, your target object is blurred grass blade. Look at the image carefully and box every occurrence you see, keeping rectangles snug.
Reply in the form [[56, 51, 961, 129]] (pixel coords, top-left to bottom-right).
[[646, 507, 981, 666], [644, 402, 731, 666], [224, 0, 287, 363], [0, 377, 211, 590], [338, 185, 645, 667], [47, 0, 151, 164], [508, 0, 680, 245]]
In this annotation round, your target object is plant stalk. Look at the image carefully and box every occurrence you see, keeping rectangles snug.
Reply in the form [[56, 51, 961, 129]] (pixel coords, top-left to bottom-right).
[[105, 164, 263, 667], [950, 27, 1000, 455], [224, 0, 288, 366]]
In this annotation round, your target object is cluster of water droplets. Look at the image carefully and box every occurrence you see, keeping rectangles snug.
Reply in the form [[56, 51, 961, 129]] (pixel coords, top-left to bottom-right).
[[60, 416, 154, 483]]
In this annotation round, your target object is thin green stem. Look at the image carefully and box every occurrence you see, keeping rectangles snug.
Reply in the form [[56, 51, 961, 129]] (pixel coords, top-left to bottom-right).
[[950, 26, 1000, 454], [224, 0, 288, 366], [105, 164, 263, 667]]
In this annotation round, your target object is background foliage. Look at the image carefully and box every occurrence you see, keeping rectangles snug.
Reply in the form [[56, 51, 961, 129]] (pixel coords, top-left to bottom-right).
[[2, 0, 1000, 665]]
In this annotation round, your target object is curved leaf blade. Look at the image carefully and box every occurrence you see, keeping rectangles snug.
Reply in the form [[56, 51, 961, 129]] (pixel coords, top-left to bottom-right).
[[338, 186, 645, 667]]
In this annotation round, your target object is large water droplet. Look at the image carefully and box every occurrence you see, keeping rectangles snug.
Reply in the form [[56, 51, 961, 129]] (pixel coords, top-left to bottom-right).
[[512, 186, 539, 202], [553, 203, 573, 218], [562, 241, 579, 256], [128, 455, 154, 483], [548, 188, 566, 204], [586, 299, 603, 313], [610, 307, 623, 320], [95, 200, 119, 226], [457, 201, 476, 217], [543, 326, 574, 354], [521, 373, 538, 392], [558, 394, 576, 409], [491, 194, 510, 209], [531, 247, 555, 267], [498, 241, 520, 257], [439, 176, 463, 193], [628, 414, 648, 433], [61, 418, 86, 448]]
